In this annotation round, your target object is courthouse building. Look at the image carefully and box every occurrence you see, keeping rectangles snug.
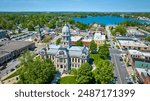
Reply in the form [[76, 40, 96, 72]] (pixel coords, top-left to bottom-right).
[[41, 24, 89, 74]]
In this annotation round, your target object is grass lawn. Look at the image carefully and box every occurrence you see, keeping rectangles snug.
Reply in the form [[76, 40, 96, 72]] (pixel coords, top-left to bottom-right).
[[59, 76, 77, 84]]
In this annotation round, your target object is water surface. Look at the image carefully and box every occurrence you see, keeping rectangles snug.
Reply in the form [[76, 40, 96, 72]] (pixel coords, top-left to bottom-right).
[[74, 16, 150, 25]]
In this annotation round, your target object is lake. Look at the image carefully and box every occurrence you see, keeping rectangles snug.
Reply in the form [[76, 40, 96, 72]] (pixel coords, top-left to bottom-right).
[[74, 16, 150, 25]]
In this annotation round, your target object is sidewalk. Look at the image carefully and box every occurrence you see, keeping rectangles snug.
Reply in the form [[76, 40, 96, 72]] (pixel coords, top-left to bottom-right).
[[1, 69, 17, 81], [2, 76, 19, 84]]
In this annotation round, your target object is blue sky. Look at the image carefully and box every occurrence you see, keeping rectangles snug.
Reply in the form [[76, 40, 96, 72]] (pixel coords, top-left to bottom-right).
[[0, 0, 150, 12]]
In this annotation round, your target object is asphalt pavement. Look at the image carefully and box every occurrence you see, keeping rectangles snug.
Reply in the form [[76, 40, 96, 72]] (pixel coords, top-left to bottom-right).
[[106, 26, 129, 84], [0, 59, 20, 78]]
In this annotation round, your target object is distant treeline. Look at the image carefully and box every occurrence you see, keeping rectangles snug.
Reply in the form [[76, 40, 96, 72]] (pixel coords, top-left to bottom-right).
[[0, 12, 149, 32]]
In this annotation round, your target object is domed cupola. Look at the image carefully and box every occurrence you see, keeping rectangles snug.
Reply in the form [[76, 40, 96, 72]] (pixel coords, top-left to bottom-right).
[[62, 24, 70, 34], [61, 23, 72, 48]]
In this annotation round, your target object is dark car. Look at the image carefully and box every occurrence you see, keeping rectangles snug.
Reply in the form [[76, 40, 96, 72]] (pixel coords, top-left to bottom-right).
[[10, 68, 15, 72], [120, 57, 123, 61]]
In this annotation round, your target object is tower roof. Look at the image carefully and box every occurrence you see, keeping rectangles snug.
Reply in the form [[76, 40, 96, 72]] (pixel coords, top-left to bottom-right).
[[62, 24, 70, 33]]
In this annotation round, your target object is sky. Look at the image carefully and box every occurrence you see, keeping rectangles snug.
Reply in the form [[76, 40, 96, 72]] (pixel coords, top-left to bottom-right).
[[0, 0, 150, 12]]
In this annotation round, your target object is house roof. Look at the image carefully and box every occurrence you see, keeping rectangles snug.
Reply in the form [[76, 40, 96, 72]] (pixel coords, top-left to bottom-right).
[[129, 50, 150, 57]]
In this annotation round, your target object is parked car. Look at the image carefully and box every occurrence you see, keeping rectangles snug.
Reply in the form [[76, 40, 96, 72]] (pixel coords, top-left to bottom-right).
[[120, 57, 123, 61], [10, 68, 15, 72]]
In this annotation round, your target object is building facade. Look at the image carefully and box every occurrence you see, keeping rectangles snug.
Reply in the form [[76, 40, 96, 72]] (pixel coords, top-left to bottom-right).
[[94, 31, 106, 46], [127, 50, 150, 67], [125, 50, 150, 84], [116, 37, 150, 51], [0, 41, 35, 66], [41, 24, 89, 74]]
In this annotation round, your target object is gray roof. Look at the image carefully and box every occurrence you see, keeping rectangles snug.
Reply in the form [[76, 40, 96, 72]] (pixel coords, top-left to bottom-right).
[[69, 46, 88, 57], [0, 40, 34, 58], [0, 51, 10, 58], [0, 41, 34, 51], [47, 44, 89, 58], [49, 44, 60, 49], [47, 49, 59, 55], [47, 44, 60, 55]]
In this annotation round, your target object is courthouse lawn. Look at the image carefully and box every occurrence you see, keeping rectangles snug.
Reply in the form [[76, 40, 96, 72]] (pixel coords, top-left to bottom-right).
[[59, 76, 77, 84]]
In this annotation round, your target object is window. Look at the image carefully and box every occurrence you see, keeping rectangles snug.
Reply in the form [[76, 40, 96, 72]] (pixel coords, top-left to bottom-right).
[[60, 65, 63, 68], [78, 59, 80, 63], [75, 58, 77, 62], [138, 47, 140, 50]]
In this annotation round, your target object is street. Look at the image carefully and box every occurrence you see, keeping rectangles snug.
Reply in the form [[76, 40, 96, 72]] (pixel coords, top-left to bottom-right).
[[0, 59, 20, 78], [106, 26, 129, 84], [110, 49, 129, 84]]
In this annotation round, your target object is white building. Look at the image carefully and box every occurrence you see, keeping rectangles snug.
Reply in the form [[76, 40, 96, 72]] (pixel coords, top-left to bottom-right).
[[94, 31, 106, 45]]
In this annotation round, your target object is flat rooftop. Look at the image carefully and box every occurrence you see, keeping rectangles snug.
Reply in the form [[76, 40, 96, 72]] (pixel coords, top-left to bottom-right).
[[0, 40, 34, 57], [129, 50, 150, 57], [0, 41, 34, 51], [94, 32, 106, 40], [0, 51, 10, 58], [116, 36, 138, 41], [82, 38, 92, 42], [71, 36, 83, 42], [119, 40, 148, 47], [127, 29, 145, 36]]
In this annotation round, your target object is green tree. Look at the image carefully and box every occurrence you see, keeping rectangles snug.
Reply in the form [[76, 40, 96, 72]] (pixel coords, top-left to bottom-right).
[[98, 44, 110, 60], [58, 76, 77, 84], [93, 60, 114, 84], [145, 36, 150, 42], [19, 51, 35, 66], [112, 26, 126, 36], [27, 24, 35, 31], [70, 68, 78, 75], [46, 21, 56, 29], [120, 21, 142, 27], [19, 58, 56, 84], [56, 38, 61, 45], [43, 35, 51, 43], [75, 22, 90, 30], [89, 40, 97, 53], [77, 63, 94, 84], [76, 40, 83, 46]]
